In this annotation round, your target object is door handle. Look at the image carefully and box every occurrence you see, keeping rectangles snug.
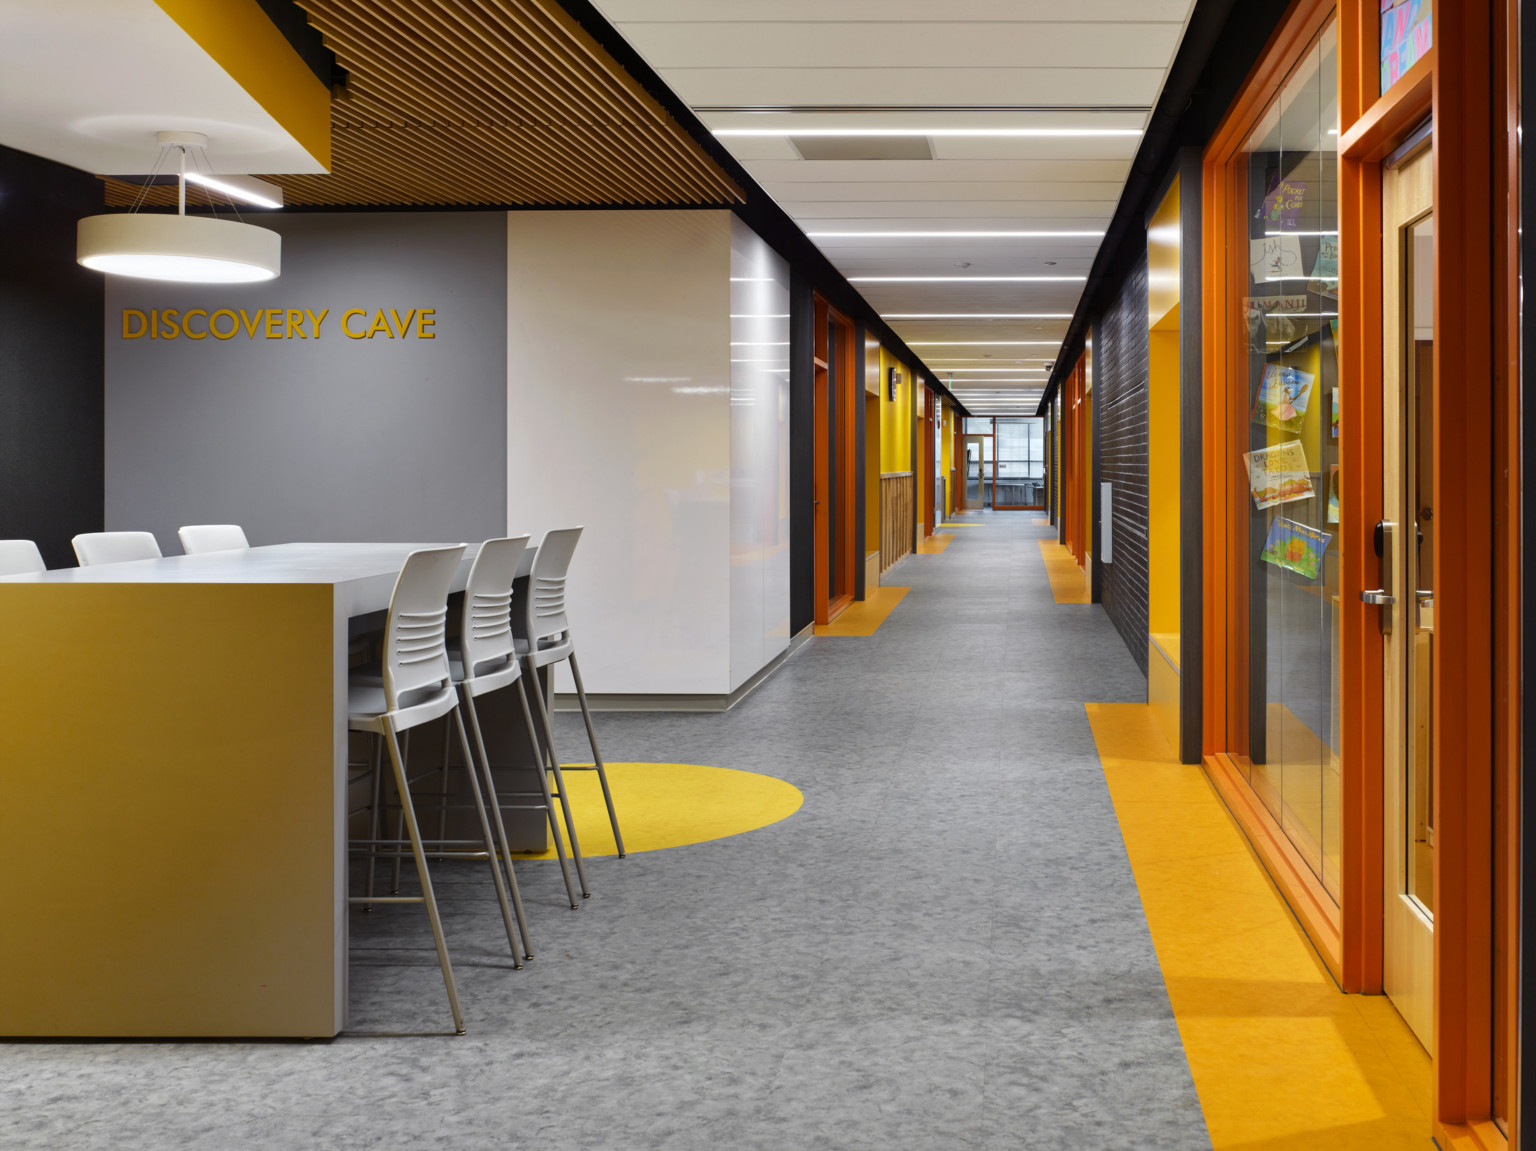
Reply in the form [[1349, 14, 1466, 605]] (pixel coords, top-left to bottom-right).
[[1360, 589, 1397, 605]]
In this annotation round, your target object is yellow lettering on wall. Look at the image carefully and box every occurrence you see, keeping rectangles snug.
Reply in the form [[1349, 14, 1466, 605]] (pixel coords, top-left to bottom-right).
[[416, 308, 436, 338], [306, 308, 329, 338], [239, 309, 263, 339], [342, 309, 367, 338], [183, 310, 208, 339], [264, 309, 284, 339], [366, 310, 393, 339], [390, 308, 416, 339], [122, 310, 147, 339], [161, 309, 182, 340], [285, 309, 307, 339], [151, 310, 160, 339], [209, 310, 239, 340]]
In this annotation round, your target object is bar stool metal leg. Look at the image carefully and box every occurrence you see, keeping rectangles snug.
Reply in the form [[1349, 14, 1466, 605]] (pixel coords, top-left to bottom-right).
[[507, 677, 580, 909], [448, 705, 528, 968], [528, 667, 591, 898], [389, 730, 412, 894], [363, 732, 385, 910], [567, 651, 624, 859], [383, 720, 465, 1035]]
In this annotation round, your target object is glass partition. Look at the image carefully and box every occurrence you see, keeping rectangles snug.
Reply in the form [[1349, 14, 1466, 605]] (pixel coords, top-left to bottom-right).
[[1230, 19, 1342, 899], [994, 418, 1046, 509]]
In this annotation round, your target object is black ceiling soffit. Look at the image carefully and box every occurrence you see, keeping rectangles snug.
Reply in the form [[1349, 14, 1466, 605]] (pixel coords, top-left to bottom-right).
[[1035, 0, 1290, 416]]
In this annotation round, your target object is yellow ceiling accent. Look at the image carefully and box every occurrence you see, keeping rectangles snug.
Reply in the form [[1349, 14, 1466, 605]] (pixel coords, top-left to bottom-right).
[[154, 0, 332, 170]]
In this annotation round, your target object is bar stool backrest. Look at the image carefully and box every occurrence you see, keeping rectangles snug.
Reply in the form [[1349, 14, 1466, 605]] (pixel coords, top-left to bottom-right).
[[461, 536, 529, 679], [72, 532, 162, 567], [527, 526, 582, 648], [179, 524, 250, 554], [384, 544, 466, 712], [0, 540, 45, 576]]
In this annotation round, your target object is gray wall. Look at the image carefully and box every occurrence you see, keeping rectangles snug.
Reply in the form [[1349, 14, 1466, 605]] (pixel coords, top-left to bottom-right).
[[105, 212, 507, 552]]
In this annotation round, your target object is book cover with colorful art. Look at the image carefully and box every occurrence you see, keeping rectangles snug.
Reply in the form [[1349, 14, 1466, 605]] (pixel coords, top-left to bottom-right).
[[1261, 516, 1332, 580], [1326, 464, 1340, 523], [1261, 179, 1307, 230], [1331, 387, 1339, 438], [1308, 237, 1339, 297], [1250, 364, 1315, 434], [1243, 440, 1314, 510]]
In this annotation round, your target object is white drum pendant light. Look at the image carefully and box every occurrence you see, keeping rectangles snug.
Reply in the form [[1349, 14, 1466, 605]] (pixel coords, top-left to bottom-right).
[[77, 132, 280, 284]]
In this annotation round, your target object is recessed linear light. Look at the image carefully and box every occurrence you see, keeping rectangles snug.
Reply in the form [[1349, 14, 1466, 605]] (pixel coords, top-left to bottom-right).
[[907, 340, 1060, 346], [714, 127, 1142, 138], [812, 230, 1104, 239], [183, 171, 284, 209], [945, 379, 1043, 384], [882, 313, 1072, 319], [935, 367, 1048, 373], [849, 275, 1086, 283]]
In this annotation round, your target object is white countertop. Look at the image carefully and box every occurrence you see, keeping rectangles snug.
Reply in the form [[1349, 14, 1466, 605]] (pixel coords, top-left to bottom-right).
[[0, 542, 533, 618]]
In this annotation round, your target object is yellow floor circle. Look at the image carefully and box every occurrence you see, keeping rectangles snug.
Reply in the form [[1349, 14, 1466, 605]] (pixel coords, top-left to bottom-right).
[[514, 762, 802, 859]]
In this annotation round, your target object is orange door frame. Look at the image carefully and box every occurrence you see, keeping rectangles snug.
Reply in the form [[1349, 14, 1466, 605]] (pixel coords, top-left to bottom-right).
[[1202, 0, 1510, 1144], [812, 296, 858, 625]]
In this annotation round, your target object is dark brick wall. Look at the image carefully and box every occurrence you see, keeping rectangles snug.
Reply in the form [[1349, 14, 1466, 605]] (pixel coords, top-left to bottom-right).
[[1096, 254, 1149, 675]]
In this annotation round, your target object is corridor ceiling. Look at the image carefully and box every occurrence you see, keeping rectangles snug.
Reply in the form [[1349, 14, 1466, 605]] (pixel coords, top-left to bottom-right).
[[590, 0, 1199, 415]]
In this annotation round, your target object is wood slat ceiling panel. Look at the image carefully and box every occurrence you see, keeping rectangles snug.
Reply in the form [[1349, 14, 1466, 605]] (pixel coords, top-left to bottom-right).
[[105, 0, 741, 208]]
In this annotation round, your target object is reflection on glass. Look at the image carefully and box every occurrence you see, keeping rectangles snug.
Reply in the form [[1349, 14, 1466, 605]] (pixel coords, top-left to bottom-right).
[[1405, 213, 1434, 915], [1237, 20, 1343, 900]]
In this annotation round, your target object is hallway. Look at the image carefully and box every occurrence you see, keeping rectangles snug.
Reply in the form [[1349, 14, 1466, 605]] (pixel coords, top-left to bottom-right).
[[4, 514, 1208, 1149]]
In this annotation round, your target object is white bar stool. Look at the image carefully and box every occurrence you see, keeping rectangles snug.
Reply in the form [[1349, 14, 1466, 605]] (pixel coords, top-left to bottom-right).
[[72, 532, 161, 566], [453, 537, 581, 913], [519, 527, 624, 896], [178, 524, 249, 553], [346, 544, 523, 1034], [0, 540, 45, 576]]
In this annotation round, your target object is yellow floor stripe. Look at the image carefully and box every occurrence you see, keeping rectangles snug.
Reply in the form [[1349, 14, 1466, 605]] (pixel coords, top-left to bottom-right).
[[1085, 703, 1433, 1149], [515, 762, 802, 859], [916, 534, 954, 555], [814, 586, 909, 637], [936, 522, 985, 528], [1032, 517, 1050, 526], [1038, 539, 1092, 604]]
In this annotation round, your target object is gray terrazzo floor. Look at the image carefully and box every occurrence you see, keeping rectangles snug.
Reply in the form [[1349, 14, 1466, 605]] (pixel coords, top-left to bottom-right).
[[1, 512, 1211, 1150]]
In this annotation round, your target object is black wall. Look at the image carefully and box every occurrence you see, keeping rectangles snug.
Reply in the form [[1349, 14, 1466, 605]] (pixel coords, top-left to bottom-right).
[[1095, 253, 1151, 674], [0, 146, 104, 568]]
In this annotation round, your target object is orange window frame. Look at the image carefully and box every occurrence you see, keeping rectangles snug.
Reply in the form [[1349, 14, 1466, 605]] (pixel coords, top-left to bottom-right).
[[1202, 1, 1513, 1144]]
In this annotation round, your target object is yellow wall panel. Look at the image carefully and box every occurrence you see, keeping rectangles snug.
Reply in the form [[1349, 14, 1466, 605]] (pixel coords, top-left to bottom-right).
[[0, 583, 339, 1036]]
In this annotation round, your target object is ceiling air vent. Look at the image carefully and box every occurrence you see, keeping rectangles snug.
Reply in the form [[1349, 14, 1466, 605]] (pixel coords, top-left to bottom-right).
[[791, 136, 933, 161]]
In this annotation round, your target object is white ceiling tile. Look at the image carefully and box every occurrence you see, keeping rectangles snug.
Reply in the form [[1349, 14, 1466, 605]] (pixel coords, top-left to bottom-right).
[[621, 22, 1182, 70], [597, 1, 1192, 22], [738, 159, 1137, 183], [656, 67, 1167, 107], [781, 201, 1119, 219]]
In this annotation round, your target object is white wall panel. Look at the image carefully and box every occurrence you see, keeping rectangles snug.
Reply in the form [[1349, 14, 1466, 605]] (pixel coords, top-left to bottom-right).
[[506, 211, 732, 696], [728, 216, 791, 691]]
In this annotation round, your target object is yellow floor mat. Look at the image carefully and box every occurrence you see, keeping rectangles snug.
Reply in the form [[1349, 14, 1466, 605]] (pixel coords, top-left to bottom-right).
[[1085, 703, 1433, 1149], [1038, 539, 1092, 604], [814, 586, 909, 637], [916, 534, 954, 555], [515, 762, 802, 859]]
